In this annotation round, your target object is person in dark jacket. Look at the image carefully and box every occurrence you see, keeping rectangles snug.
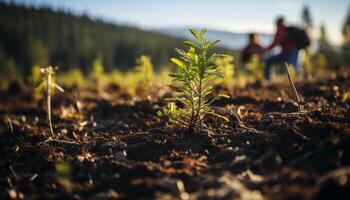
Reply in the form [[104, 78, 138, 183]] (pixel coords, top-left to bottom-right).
[[241, 33, 263, 64], [263, 17, 300, 79]]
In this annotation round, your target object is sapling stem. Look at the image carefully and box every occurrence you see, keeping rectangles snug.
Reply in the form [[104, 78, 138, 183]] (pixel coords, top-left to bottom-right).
[[47, 72, 53, 135], [284, 62, 302, 113], [39, 66, 64, 136]]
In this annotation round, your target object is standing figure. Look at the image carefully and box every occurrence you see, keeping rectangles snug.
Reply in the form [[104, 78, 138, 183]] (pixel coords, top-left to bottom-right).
[[263, 17, 300, 80]]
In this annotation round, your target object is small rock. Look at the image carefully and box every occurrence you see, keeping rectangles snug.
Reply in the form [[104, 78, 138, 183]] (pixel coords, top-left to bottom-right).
[[88, 189, 119, 200], [114, 150, 127, 161], [8, 189, 17, 199], [162, 178, 186, 195]]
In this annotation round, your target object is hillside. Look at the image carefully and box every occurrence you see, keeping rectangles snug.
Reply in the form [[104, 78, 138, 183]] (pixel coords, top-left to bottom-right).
[[0, 2, 234, 78]]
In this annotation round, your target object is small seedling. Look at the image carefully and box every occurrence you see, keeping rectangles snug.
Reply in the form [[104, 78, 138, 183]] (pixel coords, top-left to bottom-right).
[[159, 28, 230, 130], [89, 58, 105, 95], [135, 55, 154, 92], [29, 65, 45, 101], [216, 56, 235, 88], [284, 62, 302, 113], [246, 54, 264, 80], [342, 91, 350, 102], [36, 66, 64, 135]]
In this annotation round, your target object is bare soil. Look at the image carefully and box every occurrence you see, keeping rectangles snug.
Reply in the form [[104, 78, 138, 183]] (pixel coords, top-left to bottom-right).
[[1, 73, 350, 200]]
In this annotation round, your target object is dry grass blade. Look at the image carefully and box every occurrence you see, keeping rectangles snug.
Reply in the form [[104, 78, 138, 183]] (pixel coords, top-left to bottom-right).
[[284, 62, 302, 113]]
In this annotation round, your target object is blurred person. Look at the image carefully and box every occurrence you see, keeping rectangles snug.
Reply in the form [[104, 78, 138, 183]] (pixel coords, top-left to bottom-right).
[[263, 17, 306, 80], [241, 33, 263, 64]]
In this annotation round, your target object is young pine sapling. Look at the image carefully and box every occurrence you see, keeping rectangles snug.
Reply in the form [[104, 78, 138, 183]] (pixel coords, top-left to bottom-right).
[[159, 28, 230, 130], [36, 66, 64, 135]]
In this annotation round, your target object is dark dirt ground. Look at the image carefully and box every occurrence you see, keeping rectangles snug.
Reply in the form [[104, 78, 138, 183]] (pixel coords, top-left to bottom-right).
[[1, 73, 350, 200]]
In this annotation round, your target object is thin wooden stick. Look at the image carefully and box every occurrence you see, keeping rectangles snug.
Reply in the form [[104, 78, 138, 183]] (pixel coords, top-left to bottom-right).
[[284, 62, 302, 113], [47, 72, 54, 136]]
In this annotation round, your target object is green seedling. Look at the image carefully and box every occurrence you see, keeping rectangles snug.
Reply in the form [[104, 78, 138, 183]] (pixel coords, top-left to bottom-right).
[[29, 65, 45, 101], [135, 55, 154, 92], [56, 68, 85, 88], [342, 91, 350, 102], [246, 54, 264, 80], [89, 58, 105, 95], [36, 66, 64, 135], [215, 55, 235, 87], [159, 28, 230, 130]]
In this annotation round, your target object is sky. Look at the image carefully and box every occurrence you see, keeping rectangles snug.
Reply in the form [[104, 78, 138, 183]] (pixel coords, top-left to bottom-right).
[[8, 0, 350, 45]]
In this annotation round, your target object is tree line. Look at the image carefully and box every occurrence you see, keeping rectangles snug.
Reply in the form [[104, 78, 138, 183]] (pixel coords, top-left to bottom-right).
[[0, 2, 233, 81]]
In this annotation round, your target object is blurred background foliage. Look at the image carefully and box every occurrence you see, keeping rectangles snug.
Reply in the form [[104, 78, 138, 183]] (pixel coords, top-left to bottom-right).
[[0, 1, 350, 91]]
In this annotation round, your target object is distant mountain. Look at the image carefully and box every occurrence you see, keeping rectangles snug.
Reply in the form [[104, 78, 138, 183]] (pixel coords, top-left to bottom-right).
[[152, 27, 323, 51], [151, 28, 273, 50]]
